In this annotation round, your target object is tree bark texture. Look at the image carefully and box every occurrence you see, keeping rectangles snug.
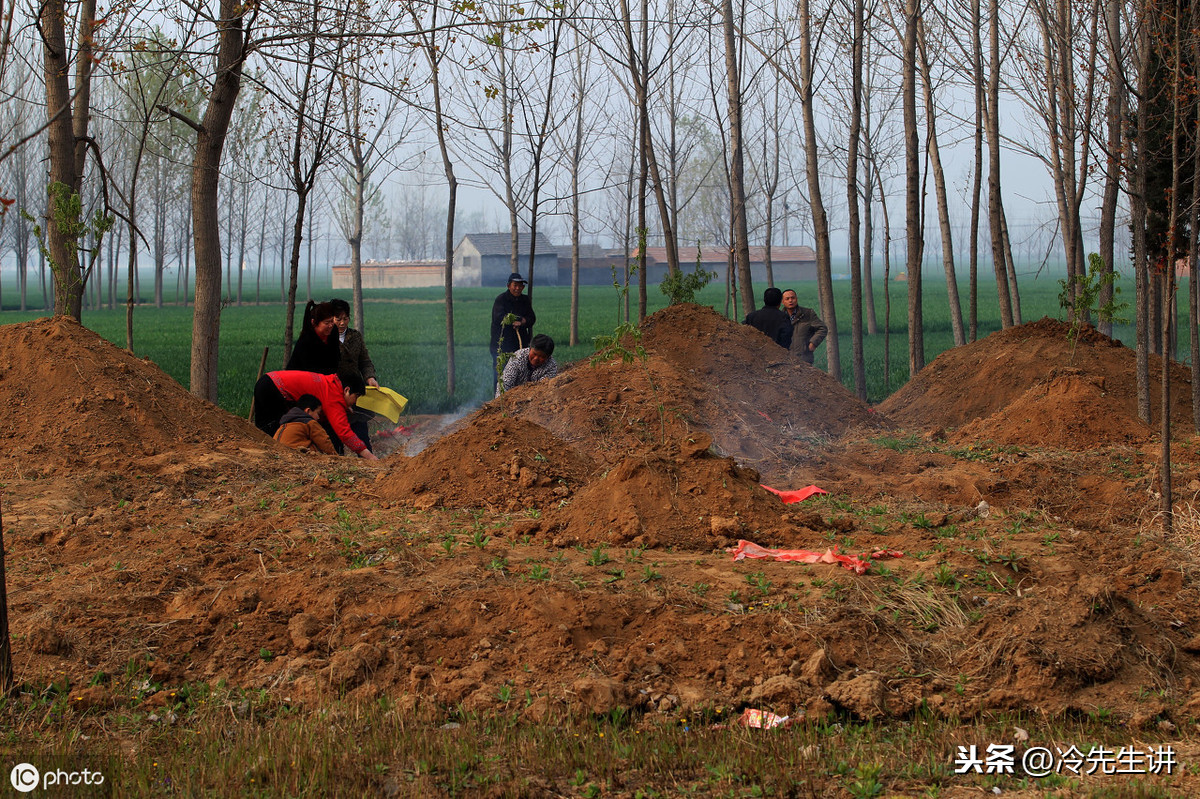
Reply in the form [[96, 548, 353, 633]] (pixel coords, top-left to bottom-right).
[[190, 0, 249, 402]]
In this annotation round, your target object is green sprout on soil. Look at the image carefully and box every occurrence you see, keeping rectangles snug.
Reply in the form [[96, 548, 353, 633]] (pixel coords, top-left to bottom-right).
[[585, 547, 611, 567], [660, 245, 716, 305], [746, 572, 771, 596], [933, 564, 959, 589], [997, 550, 1026, 572]]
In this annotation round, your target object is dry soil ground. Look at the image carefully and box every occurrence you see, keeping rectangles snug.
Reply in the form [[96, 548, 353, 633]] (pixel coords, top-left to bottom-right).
[[2, 307, 1200, 792]]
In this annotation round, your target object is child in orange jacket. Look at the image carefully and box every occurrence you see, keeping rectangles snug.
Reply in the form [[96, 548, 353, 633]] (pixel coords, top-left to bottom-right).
[[273, 394, 337, 455]]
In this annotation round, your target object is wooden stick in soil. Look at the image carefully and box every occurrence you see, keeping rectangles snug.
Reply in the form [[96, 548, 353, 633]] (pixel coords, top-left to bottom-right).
[[247, 346, 270, 422], [0, 494, 13, 694]]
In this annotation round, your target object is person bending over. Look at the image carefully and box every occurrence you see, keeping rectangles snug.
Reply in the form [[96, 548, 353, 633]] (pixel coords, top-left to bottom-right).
[[497, 333, 558, 396], [253, 370, 379, 461]]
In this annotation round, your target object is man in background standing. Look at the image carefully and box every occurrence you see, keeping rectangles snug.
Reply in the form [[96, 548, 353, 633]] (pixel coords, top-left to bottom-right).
[[490, 272, 536, 382], [781, 288, 828, 364], [743, 287, 793, 350]]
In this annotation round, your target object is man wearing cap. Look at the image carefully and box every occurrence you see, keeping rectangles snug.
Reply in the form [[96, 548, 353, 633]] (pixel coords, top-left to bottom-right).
[[490, 272, 537, 381]]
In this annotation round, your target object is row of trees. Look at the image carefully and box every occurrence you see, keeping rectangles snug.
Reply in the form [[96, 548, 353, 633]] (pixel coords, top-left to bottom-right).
[[2, 0, 1197, 426]]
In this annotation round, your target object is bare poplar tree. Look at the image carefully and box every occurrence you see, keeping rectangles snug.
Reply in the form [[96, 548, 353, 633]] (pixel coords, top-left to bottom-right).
[[916, 9, 964, 347], [1015, 0, 1102, 324], [409, 0, 464, 395], [170, 0, 256, 402], [846, 0, 867, 397], [793, 0, 842, 378], [901, 0, 924, 374], [985, 0, 1016, 328], [267, 0, 347, 364], [336, 36, 413, 337], [721, 0, 755, 315], [111, 30, 188, 346], [1097, 0, 1124, 338]]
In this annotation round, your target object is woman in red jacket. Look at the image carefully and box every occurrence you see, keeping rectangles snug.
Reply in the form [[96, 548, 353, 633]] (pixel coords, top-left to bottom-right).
[[253, 370, 379, 461]]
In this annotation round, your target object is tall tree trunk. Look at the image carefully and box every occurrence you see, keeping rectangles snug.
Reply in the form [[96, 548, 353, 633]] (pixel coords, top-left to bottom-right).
[[413, 1, 458, 396], [350, 159, 366, 334], [797, 0, 840, 378], [1191, 31, 1200, 432], [903, 0, 924, 374], [846, 0, 866, 399], [569, 54, 584, 346], [918, 15, 964, 347], [41, 0, 93, 320], [189, 0, 249, 402], [619, 0, 680, 278], [722, 0, 755, 316], [637, 102, 649, 321], [237, 178, 248, 306], [863, 89, 878, 336], [999, 204, 1022, 322], [1098, 0, 1121, 338], [877, 169, 893, 392], [1133, 14, 1151, 423], [986, 0, 1014, 328]]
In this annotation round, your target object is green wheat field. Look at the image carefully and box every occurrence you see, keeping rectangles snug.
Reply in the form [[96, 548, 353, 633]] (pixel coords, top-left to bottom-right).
[[0, 271, 1147, 415]]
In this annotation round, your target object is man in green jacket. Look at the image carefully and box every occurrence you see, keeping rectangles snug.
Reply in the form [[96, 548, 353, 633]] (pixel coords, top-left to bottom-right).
[[781, 289, 828, 365]]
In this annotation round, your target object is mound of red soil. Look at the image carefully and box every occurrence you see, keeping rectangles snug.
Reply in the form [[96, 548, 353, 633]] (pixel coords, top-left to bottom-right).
[[953, 369, 1155, 449], [0, 317, 268, 460], [541, 433, 793, 551], [502, 303, 887, 481], [375, 416, 595, 514], [380, 303, 884, 549], [879, 317, 1195, 446]]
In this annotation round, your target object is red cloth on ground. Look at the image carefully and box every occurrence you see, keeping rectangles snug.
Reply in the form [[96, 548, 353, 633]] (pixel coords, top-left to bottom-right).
[[728, 539, 903, 575], [760, 484, 827, 503]]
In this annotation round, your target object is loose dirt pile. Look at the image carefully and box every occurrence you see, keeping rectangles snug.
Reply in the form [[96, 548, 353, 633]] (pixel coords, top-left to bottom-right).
[[378, 303, 885, 548], [503, 303, 886, 477], [2, 310, 1200, 742], [879, 317, 1195, 447], [0, 316, 266, 461]]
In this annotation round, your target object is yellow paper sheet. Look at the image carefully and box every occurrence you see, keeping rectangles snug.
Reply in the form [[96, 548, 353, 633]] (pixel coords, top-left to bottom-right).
[[357, 386, 408, 423]]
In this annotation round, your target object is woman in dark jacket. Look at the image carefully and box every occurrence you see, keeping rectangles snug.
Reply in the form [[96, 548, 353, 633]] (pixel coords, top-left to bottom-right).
[[286, 301, 340, 374], [329, 298, 379, 387]]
